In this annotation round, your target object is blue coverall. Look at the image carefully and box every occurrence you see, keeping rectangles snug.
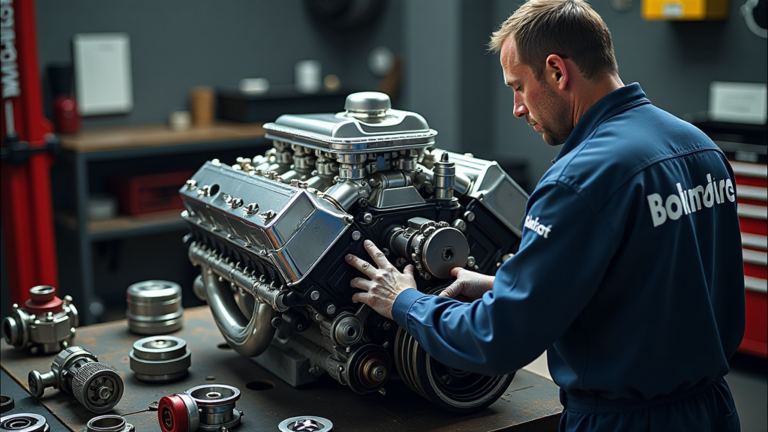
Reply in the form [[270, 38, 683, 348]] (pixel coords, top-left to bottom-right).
[[391, 83, 745, 432]]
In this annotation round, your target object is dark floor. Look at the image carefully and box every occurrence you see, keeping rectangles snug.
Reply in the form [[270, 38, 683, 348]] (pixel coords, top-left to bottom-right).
[[725, 352, 768, 432]]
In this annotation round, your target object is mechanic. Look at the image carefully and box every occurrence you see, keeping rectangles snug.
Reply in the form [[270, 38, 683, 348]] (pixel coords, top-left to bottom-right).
[[345, 1, 745, 431]]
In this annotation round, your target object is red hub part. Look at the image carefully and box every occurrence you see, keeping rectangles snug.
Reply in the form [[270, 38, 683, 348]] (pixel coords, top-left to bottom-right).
[[158, 395, 189, 432], [23, 286, 63, 315]]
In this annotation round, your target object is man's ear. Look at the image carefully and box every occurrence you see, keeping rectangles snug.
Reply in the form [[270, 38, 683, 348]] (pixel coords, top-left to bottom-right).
[[545, 54, 569, 91]]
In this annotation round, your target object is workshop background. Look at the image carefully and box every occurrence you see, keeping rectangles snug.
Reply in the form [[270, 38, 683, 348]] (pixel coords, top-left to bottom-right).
[[1, 0, 766, 430]]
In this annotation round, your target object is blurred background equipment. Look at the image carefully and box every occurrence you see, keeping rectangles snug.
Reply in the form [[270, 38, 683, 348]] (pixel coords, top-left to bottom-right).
[[72, 33, 133, 116], [47, 63, 80, 134], [190, 87, 215, 128]]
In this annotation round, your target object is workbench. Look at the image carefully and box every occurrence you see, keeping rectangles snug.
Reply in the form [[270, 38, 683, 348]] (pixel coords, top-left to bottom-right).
[[1, 307, 562, 431]]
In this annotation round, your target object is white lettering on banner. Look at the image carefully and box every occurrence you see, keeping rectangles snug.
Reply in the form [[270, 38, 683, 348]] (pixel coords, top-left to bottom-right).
[[524, 215, 552, 238], [0, 0, 19, 99], [647, 173, 735, 227]]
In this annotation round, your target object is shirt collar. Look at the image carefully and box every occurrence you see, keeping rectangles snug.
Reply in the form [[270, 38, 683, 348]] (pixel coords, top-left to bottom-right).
[[553, 83, 651, 164]]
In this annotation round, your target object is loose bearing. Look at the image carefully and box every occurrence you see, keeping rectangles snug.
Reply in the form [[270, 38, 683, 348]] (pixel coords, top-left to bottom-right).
[[278, 416, 333, 432], [0, 396, 13, 414], [0, 413, 50, 432], [28, 346, 124, 413], [130, 336, 191, 382], [81, 415, 134, 432], [158, 385, 242, 432], [127, 281, 184, 335]]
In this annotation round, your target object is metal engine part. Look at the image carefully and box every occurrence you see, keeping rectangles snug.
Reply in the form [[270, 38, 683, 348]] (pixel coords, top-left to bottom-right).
[[129, 336, 191, 382], [2, 285, 78, 355], [28, 346, 124, 413], [126, 281, 184, 335], [0, 397, 13, 414], [0, 413, 50, 432], [180, 92, 529, 413], [278, 416, 333, 432], [82, 415, 134, 432], [158, 385, 242, 432]]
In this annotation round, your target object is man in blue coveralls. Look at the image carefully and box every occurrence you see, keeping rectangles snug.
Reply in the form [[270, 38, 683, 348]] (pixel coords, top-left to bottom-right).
[[346, 1, 745, 431]]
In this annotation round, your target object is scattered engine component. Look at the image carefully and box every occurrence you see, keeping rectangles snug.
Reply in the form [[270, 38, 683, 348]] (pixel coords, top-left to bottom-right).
[[82, 415, 134, 432], [2, 285, 78, 355], [126, 281, 184, 335], [180, 92, 528, 413], [158, 384, 242, 432], [28, 346, 124, 413], [130, 336, 191, 382], [278, 416, 333, 432], [0, 413, 50, 432], [0, 397, 13, 414]]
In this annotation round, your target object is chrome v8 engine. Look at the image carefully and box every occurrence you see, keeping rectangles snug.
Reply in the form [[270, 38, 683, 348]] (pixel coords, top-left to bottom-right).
[[180, 92, 528, 413]]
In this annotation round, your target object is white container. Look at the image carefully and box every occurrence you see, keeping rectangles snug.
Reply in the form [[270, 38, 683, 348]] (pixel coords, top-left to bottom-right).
[[295, 60, 322, 94]]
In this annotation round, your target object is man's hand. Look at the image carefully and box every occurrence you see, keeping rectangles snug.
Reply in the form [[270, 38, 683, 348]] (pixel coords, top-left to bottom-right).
[[348, 240, 416, 319], [438, 268, 495, 302]]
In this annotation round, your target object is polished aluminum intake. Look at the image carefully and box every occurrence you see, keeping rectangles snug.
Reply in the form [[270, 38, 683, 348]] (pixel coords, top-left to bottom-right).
[[126, 281, 184, 335], [2, 285, 78, 355], [130, 336, 191, 382], [28, 346, 124, 413], [158, 385, 242, 432], [278, 416, 333, 432], [0, 413, 50, 432], [182, 92, 529, 413], [83, 415, 134, 432]]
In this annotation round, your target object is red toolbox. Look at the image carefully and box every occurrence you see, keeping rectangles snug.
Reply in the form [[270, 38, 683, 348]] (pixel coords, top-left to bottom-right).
[[111, 170, 195, 216], [731, 160, 767, 358]]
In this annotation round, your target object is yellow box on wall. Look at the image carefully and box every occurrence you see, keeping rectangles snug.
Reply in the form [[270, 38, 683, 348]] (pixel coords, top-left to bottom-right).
[[642, 0, 729, 20]]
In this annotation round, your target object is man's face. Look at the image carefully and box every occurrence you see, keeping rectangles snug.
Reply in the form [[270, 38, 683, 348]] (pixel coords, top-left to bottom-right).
[[500, 37, 572, 146]]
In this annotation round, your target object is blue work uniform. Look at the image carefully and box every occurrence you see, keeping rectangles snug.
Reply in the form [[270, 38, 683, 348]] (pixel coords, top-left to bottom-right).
[[391, 83, 745, 432]]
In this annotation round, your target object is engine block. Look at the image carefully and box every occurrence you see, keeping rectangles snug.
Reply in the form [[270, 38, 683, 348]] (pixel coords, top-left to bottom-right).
[[180, 92, 529, 413]]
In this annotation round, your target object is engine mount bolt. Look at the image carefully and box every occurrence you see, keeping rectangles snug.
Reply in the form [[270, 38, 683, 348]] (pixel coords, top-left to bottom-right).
[[467, 256, 476, 267], [352, 231, 362, 241], [383, 321, 392, 331], [464, 211, 475, 222], [452, 219, 467, 232], [358, 198, 368, 207], [244, 203, 259, 216], [326, 304, 337, 315], [185, 180, 197, 190], [310, 291, 320, 301], [362, 213, 373, 224], [271, 317, 283, 328]]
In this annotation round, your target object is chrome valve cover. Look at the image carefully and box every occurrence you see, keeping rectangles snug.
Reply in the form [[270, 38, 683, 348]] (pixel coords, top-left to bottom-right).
[[180, 92, 529, 414]]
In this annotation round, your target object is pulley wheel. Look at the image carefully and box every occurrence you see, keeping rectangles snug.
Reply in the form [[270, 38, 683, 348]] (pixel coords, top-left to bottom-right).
[[393, 286, 515, 413]]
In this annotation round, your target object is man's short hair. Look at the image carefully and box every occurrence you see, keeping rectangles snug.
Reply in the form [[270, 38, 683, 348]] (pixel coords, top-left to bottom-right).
[[489, 0, 618, 82]]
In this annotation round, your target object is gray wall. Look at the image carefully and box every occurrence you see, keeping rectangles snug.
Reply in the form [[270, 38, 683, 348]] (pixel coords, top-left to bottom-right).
[[490, 0, 768, 185], [36, 0, 403, 127]]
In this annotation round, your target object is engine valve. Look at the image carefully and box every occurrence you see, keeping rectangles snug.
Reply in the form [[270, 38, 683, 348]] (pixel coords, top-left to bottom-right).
[[2, 285, 78, 355]]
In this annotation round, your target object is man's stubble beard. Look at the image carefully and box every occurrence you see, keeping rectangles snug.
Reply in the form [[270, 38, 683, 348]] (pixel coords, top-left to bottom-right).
[[536, 82, 572, 147]]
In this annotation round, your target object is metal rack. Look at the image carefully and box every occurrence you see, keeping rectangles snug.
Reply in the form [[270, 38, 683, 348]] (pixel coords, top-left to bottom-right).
[[53, 123, 269, 324]]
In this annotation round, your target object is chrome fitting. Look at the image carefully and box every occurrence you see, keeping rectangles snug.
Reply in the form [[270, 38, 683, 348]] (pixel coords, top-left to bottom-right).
[[126, 281, 184, 335], [130, 336, 191, 383], [2, 285, 78, 355]]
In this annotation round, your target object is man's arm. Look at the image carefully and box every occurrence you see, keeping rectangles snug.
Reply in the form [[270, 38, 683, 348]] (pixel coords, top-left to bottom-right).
[[350, 181, 619, 375]]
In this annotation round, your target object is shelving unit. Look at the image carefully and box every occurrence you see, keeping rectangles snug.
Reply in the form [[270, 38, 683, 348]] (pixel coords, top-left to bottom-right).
[[54, 122, 269, 324]]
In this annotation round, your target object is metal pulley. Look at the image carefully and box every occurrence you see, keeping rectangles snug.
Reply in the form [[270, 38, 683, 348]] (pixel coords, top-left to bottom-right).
[[278, 416, 333, 432], [130, 336, 191, 383], [0, 413, 50, 432], [126, 281, 184, 335], [28, 346, 124, 413], [389, 217, 469, 279], [2, 285, 78, 355], [158, 384, 242, 432], [81, 415, 134, 432]]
